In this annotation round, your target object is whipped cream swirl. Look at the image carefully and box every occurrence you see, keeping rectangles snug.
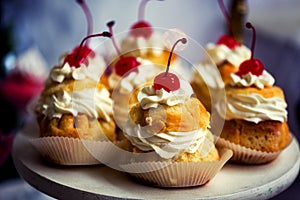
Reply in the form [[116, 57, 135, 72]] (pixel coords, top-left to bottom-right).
[[137, 82, 193, 109], [37, 87, 113, 121], [36, 51, 113, 122], [217, 70, 287, 123], [124, 120, 208, 159], [205, 43, 251, 67], [230, 70, 275, 89], [49, 53, 106, 83], [217, 93, 287, 123]]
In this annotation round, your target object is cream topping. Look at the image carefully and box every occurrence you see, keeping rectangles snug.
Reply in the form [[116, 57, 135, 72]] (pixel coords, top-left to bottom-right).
[[217, 92, 287, 123], [48, 53, 106, 83], [217, 69, 287, 123], [137, 81, 193, 110], [124, 120, 208, 159], [230, 70, 275, 89], [37, 51, 112, 121], [37, 87, 113, 121], [205, 43, 251, 67]]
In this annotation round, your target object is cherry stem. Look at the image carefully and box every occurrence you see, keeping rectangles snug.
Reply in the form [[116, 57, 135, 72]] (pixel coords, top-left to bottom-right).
[[218, 0, 234, 36], [138, 0, 149, 21], [107, 21, 122, 56], [165, 38, 187, 75], [137, 0, 163, 21], [246, 22, 256, 60], [74, 31, 111, 60], [76, 0, 93, 45]]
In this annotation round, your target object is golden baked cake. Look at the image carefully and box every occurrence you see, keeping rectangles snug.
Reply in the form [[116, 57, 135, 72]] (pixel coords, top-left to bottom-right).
[[220, 119, 290, 153], [129, 97, 209, 134], [216, 23, 291, 163], [127, 94, 219, 162]]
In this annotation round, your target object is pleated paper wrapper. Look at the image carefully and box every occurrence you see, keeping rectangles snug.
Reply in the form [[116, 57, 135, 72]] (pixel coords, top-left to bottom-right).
[[216, 137, 281, 164], [120, 148, 232, 188], [30, 136, 122, 165]]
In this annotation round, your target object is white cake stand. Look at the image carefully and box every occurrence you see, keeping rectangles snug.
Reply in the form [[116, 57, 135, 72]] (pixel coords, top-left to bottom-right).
[[12, 119, 300, 200]]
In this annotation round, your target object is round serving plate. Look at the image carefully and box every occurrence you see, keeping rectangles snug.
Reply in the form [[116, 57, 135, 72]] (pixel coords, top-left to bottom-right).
[[12, 119, 300, 200]]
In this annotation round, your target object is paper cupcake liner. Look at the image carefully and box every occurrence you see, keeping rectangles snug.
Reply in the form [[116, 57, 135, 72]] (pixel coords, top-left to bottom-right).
[[120, 149, 232, 188], [30, 137, 121, 165], [215, 137, 280, 164]]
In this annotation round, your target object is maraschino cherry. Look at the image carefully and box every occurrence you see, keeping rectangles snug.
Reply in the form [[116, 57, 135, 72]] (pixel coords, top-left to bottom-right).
[[130, 0, 163, 39], [216, 0, 240, 49], [107, 21, 141, 76], [153, 38, 187, 92], [236, 22, 264, 77], [64, 32, 111, 68]]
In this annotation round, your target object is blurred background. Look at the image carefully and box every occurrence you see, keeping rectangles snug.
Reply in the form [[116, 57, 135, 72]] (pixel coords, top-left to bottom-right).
[[0, 0, 299, 199]]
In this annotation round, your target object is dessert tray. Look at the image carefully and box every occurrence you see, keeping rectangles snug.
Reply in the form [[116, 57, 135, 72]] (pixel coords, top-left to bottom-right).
[[12, 118, 300, 200]]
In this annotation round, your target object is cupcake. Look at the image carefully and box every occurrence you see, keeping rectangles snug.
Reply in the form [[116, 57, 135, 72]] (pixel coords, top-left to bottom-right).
[[120, 38, 232, 187], [31, 31, 117, 165], [215, 23, 292, 164], [190, 0, 251, 111]]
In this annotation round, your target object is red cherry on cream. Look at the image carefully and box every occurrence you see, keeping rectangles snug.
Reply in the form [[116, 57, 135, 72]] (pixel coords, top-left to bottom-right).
[[153, 72, 180, 92], [236, 59, 264, 77], [217, 35, 240, 49], [64, 45, 93, 68], [114, 56, 140, 76], [129, 0, 163, 39], [130, 20, 153, 39], [236, 22, 264, 77], [63, 1, 110, 68], [63, 32, 111, 68], [153, 38, 187, 92], [107, 21, 141, 77]]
